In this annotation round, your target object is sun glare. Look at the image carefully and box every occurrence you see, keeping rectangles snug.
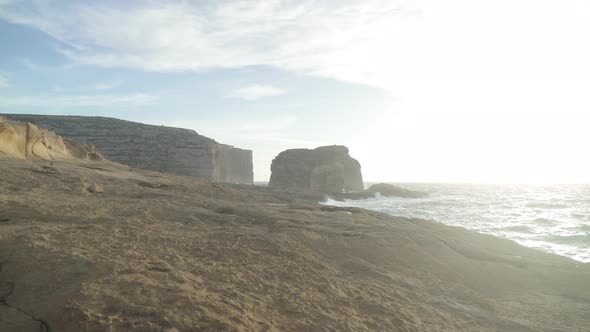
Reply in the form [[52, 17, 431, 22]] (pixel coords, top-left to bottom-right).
[[357, 104, 590, 184]]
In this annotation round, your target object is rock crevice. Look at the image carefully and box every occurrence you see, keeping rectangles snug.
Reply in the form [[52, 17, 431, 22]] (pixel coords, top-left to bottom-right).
[[1, 277, 50, 332]]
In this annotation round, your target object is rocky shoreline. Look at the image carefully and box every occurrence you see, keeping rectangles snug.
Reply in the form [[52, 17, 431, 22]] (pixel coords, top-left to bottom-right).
[[1, 118, 589, 331], [1, 158, 589, 331]]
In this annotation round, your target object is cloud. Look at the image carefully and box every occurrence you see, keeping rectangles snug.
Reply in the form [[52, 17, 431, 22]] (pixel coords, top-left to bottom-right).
[[0, 0, 422, 92], [0, 74, 7, 87], [0, 93, 158, 108], [52, 80, 123, 92], [226, 84, 285, 101], [18, 58, 52, 72]]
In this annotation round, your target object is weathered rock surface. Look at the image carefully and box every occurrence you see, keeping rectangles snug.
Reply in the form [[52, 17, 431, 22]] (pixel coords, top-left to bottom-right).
[[1, 158, 589, 331], [2, 122, 589, 331], [269, 145, 364, 193], [1, 114, 253, 184], [0, 116, 103, 161]]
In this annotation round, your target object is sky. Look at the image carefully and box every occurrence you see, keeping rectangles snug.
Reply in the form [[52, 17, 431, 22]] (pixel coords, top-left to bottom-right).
[[1, 0, 589, 183]]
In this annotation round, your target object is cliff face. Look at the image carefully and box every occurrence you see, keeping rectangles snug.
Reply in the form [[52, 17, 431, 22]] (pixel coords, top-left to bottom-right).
[[1, 114, 253, 184], [269, 145, 364, 193], [0, 116, 103, 161], [213, 144, 254, 185]]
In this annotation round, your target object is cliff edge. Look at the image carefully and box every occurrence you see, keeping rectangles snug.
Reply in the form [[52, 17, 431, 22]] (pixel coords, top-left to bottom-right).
[[0, 116, 102, 161], [1, 114, 253, 184]]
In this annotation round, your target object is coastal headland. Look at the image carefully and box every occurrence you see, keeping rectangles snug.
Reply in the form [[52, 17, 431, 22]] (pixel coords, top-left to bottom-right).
[[0, 118, 589, 331]]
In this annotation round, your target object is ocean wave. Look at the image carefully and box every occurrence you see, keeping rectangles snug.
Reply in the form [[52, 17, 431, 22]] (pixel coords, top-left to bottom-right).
[[526, 202, 568, 209], [327, 183, 590, 262], [545, 234, 590, 246], [498, 225, 535, 233], [571, 213, 589, 221], [532, 218, 557, 226]]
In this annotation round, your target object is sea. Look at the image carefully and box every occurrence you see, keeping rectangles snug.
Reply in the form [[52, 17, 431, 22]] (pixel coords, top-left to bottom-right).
[[324, 183, 590, 263]]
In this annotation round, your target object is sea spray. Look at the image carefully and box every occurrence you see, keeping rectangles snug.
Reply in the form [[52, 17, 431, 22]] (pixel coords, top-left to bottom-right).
[[323, 183, 590, 262]]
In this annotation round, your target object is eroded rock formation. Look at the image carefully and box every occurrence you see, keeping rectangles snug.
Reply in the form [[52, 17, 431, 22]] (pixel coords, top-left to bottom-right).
[[269, 145, 363, 193], [0, 116, 103, 161], [2, 114, 253, 184]]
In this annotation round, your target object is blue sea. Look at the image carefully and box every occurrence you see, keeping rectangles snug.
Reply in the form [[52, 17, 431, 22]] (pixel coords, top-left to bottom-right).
[[325, 183, 590, 262]]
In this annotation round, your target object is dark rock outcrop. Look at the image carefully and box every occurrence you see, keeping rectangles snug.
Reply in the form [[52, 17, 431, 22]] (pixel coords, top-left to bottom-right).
[[1, 114, 253, 184], [365, 183, 428, 198], [269, 145, 363, 193], [333, 183, 429, 200]]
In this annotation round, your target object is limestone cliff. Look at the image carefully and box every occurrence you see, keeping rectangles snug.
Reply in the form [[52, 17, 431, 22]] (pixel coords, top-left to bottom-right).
[[1, 114, 253, 184], [269, 145, 364, 193], [0, 116, 102, 161]]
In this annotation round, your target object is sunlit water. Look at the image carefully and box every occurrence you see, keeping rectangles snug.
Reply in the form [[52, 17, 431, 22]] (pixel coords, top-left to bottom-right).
[[324, 183, 590, 263]]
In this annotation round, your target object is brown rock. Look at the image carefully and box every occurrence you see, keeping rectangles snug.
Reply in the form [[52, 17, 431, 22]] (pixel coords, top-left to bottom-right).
[[81, 177, 104, 194], [1, 114, 253, 184], [1, 158, 589, 332], [269, 145, 363, 193], [0, 116, 104, 161]]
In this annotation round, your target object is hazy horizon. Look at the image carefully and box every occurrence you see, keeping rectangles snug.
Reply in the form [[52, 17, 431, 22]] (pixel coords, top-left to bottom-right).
[[1, 0, 589, 183]]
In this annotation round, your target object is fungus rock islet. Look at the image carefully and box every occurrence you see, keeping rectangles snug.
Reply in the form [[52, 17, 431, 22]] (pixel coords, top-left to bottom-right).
[[269, 145, 364, 193]]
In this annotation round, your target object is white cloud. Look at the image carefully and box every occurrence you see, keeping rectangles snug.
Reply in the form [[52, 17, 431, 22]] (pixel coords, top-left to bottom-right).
[[18, 58, 51, 72], [0, 0, 421, 92], [4, 0, 590, 182], [92, 81, 121, 91], [0, 74, 8, 87], [226, 84, 285, 101], [52, 80, 123, 93], [16, 58, 78, 73], [0, 93, 158, 108]]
